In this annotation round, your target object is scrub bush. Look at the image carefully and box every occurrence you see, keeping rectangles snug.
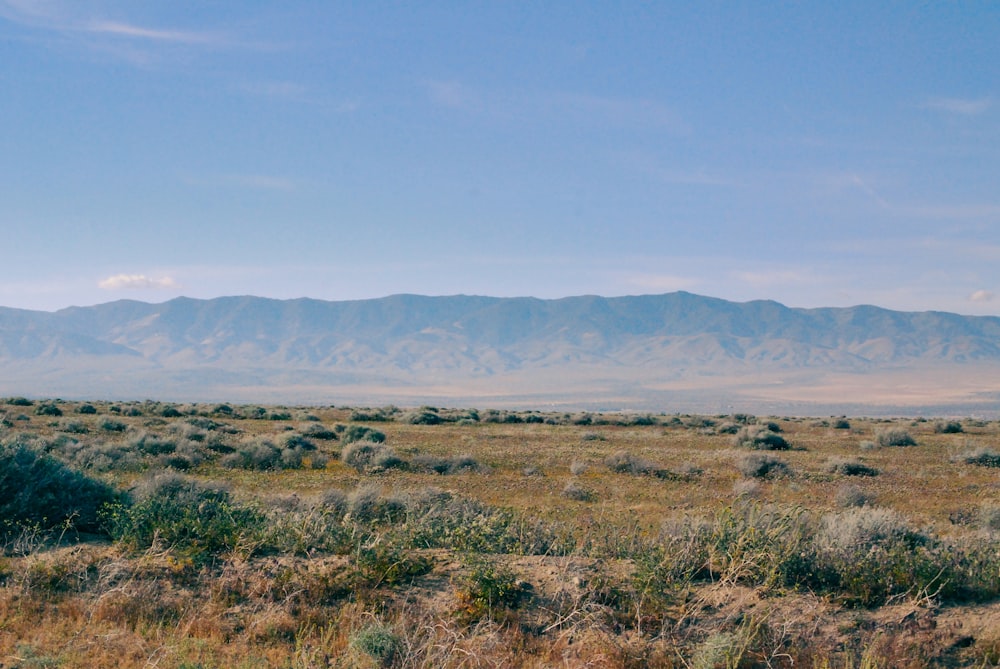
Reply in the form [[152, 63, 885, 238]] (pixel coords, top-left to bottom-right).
[[105, 473, 264, 556], [0, 441, 119, 536]]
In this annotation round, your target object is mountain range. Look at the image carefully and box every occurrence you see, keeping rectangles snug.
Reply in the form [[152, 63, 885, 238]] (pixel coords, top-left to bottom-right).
[[1, 292, 998, 415]]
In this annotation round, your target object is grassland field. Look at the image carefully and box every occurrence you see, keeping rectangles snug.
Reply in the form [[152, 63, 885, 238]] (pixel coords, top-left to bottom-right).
[[2, 398, 1000, 668]]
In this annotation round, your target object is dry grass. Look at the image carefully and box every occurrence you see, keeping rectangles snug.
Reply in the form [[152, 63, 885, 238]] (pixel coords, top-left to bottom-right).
[[2, 399, 1000, 666]]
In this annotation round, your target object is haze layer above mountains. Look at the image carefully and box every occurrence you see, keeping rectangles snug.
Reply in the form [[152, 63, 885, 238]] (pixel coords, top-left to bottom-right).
[[1, 292, 998, 416]]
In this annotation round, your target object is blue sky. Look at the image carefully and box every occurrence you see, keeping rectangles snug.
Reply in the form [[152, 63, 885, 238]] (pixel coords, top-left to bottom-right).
[[1, 2, 997, 315]]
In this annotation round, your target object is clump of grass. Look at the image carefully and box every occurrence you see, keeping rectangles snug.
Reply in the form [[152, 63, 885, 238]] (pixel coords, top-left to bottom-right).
[[402, 407, 444, 425], [561, 481, 596, 502], [280, 433, 316, 451], [603, 450, 671, 477], [732, 425, 789, 450], [346, 485, 406, 524], [732, 479, 761, 499], [99, 417, 127, 432], [981, 505, 1000, 534], [834, 483, 874, 508], [411, 453, 480, 474], [104, 473, 264, 557], [959, 448, 1000, 468], [735, 452, 790, 479], [349, 622, 402, 667], [342, 425, 387, 444], [874, 428, 916, 448], [349, 408, 391, 422], [342, 442, 406, 473], [455, 555, 525, 623], [352, 543, 433, 587], [935, 420, 964, 434], [398, 490, 562, 555], [127, 431, 177, 456], [826, 458, 879, 477], [221, 438, 306, 471], [300, 423, 339, 440], [56, 419, 88, 434], [34, 402, 62, 417], [715, 421, 741, 434]]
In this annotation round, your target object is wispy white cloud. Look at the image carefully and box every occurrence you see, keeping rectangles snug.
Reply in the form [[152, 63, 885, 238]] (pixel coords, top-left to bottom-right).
[[923, 97, 993, 116], [98, 274, 178, 290], [0, 1, 234, 53], [810, 171, 1000, 220], [82, 20, 222, 45], [970, 289, 995, 303]]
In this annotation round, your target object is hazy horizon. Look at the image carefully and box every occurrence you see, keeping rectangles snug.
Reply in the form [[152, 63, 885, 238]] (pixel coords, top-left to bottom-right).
[[5, 288, 1000, 320]]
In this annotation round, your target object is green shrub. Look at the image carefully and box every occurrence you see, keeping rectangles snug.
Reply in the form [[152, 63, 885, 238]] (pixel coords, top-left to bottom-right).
[[735, 453, 790, 479], [400, 489, 561, 555], [349, 623, 401, 667], [827, 458, 879, 477], [561, 481, 596, 502], [352, 543, 433, 587], [961, 448, 1000, 468], [0, 441, 119, 535], [105, 473, 264, 556], [99, 418, 127, 433], [342, 442, 404, 473], [834, 484, 874, 508], [732, 426, 789, 450], [403, 408, 443, 425], [806, 507, 939, 606], [34, 403, 62, 417], [411, 453, 450, 474], [411, 453, 479, 474], [57, 419, 89, 434], [341, 425, 386, 444], [301, 423, 338, 440], [220, 440, 286, 470], [281, 433, 316, 451], [77, 404, 97, 415], [7, 397, 33, 407], [349, 409, 389, 422], [603, 450, 671, 477], [127, 431, 177, 456], [456, 555, 524, 623], [346, 485, 406, 524], [935, 420, 964, 434], [874, 428, 916, 447]]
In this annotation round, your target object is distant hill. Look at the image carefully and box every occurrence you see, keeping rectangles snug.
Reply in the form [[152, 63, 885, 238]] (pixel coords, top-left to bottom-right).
[[1, 292, 999, 415]]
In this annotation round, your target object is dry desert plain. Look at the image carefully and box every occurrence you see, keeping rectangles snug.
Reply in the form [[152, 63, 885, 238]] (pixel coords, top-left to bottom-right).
[[3, 398, 1000, 667]]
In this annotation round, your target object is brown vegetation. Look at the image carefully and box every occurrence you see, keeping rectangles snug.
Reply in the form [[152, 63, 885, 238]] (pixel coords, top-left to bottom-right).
[[1, 400, 999, 667]]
